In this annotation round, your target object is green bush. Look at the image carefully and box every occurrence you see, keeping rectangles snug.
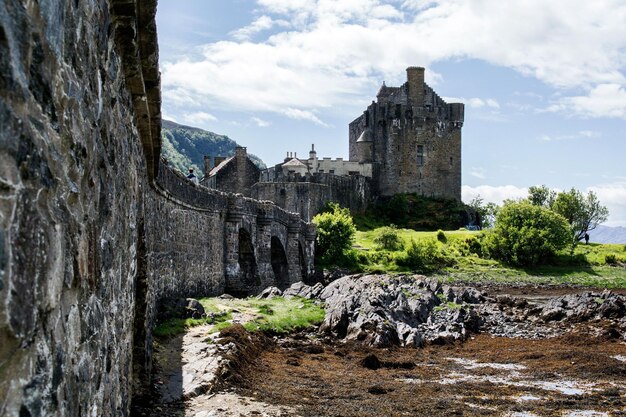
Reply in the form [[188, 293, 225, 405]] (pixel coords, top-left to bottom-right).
[[436, 229, 447, 243], [373, 225, 404, 251], [605, 254, 619, 265], [397, 238, 455, 271], [312, 203, 356, 266], [484, 201, 572, 266], [450, 235, 483, 257]]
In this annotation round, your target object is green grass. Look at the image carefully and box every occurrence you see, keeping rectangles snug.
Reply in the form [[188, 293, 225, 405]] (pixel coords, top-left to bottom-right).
[[352, 227, 626, 289], [154, 296, 326, 338], [354, 228, 477, 250], [153, 311, 232, 338]]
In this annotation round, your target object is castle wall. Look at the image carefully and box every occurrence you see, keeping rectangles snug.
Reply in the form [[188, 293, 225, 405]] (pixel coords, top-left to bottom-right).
[[0, 1, 314, 416], [252, 174, 371, 221], [0, 0, 156, 415]]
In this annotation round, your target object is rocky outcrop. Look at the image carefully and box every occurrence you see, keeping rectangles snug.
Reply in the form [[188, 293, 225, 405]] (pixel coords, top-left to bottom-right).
[[309, 275, 626, 348]]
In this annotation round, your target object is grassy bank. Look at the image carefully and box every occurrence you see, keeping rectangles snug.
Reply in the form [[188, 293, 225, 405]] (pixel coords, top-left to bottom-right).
[[154, 296, 325, 337], [353, 228, 626, 288]]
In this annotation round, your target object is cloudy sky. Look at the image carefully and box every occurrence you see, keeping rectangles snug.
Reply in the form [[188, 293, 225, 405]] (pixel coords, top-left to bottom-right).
[[156, 0, 626, 226]]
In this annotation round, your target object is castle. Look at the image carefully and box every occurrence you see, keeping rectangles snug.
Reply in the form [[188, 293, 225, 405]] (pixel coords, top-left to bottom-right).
[[204, 67, 464, 220], [0, 0, 465, 413]]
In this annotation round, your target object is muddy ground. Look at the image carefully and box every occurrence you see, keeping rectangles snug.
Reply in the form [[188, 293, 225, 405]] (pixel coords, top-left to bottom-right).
[[238, 329, 626, 416], [135, 284, 626, 417]]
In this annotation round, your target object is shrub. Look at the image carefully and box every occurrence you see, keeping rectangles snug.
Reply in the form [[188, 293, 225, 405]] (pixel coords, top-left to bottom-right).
[[484, 201, 572, 266], [436, 229, 447, 243], [397, 238, 455, 271], [450, 235, 484, 257], [605, 254, 618, 265], [373, 225, 404, 251], [312, 203, 356, 266]]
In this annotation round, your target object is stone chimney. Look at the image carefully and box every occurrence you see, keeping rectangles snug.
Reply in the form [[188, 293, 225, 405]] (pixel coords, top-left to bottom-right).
[[204, 155, 211, 177], [406, 66, 425, 106], [214, 156, 227, 167]]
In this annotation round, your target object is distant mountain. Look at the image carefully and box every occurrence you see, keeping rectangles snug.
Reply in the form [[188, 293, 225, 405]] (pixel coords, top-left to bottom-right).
[[588, 225, 626, 244], [161, 119, 265, 176]]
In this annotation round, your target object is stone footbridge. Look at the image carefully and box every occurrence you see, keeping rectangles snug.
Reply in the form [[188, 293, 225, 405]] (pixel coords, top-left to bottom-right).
[[148, 162, 316, 299]]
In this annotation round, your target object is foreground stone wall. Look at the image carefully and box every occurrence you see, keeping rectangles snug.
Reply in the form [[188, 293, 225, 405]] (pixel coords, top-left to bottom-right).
[[0, 1, 314, 416], [0, 0, 154, 415]]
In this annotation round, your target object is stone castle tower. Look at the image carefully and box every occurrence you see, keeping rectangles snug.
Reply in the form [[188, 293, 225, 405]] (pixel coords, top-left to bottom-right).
[[349, 67, 464, 200]]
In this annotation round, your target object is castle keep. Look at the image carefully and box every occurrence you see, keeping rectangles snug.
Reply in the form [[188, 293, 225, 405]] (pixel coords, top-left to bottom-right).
[[350, 67, 464, 200]]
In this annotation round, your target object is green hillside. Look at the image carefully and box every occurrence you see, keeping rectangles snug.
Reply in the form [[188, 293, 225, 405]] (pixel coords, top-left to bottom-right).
[[161, 119, 265, 176]]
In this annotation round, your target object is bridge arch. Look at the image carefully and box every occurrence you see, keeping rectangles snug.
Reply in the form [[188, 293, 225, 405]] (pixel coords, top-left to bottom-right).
[[238, 228, 258, 287], [271, 236, 290, 288]]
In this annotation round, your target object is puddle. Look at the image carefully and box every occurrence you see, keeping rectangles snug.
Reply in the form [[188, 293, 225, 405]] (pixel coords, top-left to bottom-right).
[[515, 394, 542, 402], [611, 354, 626, 362], [529, 380, 588, 396], [564, 412, 609, 417], [447, 357, 526, 370], [402, 370, 596, 396]]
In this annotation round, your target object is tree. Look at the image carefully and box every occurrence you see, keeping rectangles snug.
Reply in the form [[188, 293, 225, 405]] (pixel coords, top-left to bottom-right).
[[312, 203, 356, 264], [552, 188, 609, 244], [528, 185, 556, 208], [468, 195, 499, 228], [485, 201, 572, 266]]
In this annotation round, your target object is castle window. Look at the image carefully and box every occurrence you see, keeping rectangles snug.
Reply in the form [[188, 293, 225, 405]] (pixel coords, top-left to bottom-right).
[[364, 111, 370, 127], [395, 104, 402, 118], [329, 169, 335, 174], [449, 157, 453, 167], [417, 145, 424, 166]]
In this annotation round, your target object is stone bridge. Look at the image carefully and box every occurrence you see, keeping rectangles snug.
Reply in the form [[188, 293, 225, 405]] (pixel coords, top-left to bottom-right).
[[149, 163, 315, 299]]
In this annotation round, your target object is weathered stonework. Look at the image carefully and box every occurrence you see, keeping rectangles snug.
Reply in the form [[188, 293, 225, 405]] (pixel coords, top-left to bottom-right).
[[0, 0, 153, 415], [253, 173, 371, 221], [203, 146, 260, 197], [0, 1, 314, 416], [349, 67, 464, 200]]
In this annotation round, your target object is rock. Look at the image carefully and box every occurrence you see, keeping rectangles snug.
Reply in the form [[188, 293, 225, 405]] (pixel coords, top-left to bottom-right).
[[257, 287, 283, 299], [283, 281, 324, 299], [367, 385, 389, 395], [173, 298, 206, 319], [360, 354, 382, 370]]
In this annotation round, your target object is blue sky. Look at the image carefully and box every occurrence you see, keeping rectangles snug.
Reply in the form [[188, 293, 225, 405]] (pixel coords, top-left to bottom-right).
[[156, 0, 626, 226]]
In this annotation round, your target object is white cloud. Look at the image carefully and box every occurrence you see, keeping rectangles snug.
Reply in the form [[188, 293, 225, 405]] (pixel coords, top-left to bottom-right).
[[281, 108, 328, 126], [230, 15, 289, 41], [540, 130, 602, 141], [462, 185, 528, 205], [251, 116, 271, 127], [547, 84, 626, 119], [161, 0, 626, 122], [444, 97, 500, 109], [182, 111, 218, 125]]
